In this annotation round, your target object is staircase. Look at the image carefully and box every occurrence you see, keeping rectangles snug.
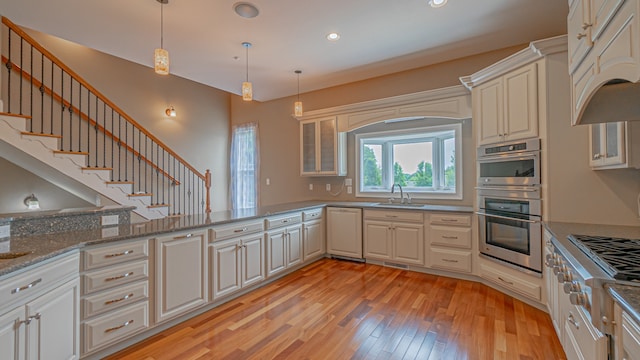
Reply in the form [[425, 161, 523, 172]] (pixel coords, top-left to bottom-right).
[[0, 17, 211, 220]]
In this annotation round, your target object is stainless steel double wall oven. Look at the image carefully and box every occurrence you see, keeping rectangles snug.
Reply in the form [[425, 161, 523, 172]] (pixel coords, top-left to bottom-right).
[[476, 138, 543, 273]]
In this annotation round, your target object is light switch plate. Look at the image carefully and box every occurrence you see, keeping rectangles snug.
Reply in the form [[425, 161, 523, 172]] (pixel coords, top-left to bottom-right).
[[309, 184, 313, 190], [0, 224, 10, 239], [101, 215, 119, 226], [347, 186, 352, 194], [345, 178, 352, 186], [326, 184, 331, 191]]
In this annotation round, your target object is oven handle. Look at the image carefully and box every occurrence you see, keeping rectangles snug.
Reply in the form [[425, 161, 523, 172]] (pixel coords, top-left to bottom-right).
[[474, 186, 539, 192], [475, 211, 540, 224], [477, 152, 538, 163]]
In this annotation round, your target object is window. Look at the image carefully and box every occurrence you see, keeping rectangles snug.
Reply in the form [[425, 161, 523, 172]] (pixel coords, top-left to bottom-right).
[[356, 123, 461, 199], [230, 123, 259, 209]]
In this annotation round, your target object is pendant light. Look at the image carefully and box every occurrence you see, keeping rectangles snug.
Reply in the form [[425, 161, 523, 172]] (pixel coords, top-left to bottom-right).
[[154, 0, 169, 75], [294, 70, 303, 117], [242, 42, 253, 101]]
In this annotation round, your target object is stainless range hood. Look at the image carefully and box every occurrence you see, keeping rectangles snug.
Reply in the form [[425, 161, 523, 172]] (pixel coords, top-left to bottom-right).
[[579, 80, 640, 124]]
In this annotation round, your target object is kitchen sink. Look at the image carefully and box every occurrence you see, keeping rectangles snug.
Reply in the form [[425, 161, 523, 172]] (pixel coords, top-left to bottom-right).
[[0, 251, 33, 260], [374, 202, 425, 208]]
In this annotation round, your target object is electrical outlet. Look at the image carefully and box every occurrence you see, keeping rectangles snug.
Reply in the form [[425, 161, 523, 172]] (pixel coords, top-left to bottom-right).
[[101, 215, 119, 226], [266, 178, 271, 186], [345, 178, 352, 186], [347, 186, 352, 194], [102, 227, 119, 238], [326, 184, 331, 191], [0, 224, 9, 239], [309, 184, 313, 191]]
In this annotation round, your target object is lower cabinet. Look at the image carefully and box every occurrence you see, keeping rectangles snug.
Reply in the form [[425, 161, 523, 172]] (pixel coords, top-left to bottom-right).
[[479, 261, 542, 301], [210, 233, 265, 300], [614, 302, 640, 360], [364, 210, 424, 266], [0, 252, 79, 360], [266, 225, 302, 277], [302, 208, 325, 261], [427, 213, 472, 273], [154, 231, 208, 323]]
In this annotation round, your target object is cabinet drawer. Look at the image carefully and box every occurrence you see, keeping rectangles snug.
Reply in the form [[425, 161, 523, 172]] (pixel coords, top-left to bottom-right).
[[564, 305, 607, 359], [0, 252, 78, 308], [430, 248, 471, 273], [82, 239, 148, 270], [82, 301, 149, 354], [302, 208, 323, 221], [265, 213, 302, 229], [430, 213, 471, 227], [622, 311, 640, 357], [479, 263, 541, 301], [82, 260, 148, 295], [82, 280, 148, 318], [430, 226, 471, 249], [364, 210, 423, 223], [210, 220, 264, 242]]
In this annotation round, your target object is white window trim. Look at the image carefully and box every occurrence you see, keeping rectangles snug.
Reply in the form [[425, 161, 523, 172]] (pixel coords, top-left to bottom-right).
[[355, 123, 463, 200]]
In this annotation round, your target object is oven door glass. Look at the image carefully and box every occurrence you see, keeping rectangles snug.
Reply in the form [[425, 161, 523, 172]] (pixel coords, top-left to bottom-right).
[[484, 211, 532, 254], [478, 153, 539, 186]]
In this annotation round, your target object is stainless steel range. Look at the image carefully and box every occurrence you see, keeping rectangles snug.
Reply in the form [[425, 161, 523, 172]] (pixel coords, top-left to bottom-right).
[[568, 234, 640, 282]]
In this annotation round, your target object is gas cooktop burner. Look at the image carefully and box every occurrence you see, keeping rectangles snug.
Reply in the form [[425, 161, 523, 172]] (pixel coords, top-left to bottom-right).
[[568, 234, 640, 281]]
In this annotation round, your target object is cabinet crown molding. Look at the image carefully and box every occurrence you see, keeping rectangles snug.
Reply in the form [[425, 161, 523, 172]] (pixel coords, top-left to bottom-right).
[[460, 35, 568, 90]]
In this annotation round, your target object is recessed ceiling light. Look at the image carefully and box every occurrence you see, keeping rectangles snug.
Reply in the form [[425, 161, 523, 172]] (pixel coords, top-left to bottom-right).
[[326, 32, 340, 41], [429, 0, 448, 8], [233, 2, 259, 18]]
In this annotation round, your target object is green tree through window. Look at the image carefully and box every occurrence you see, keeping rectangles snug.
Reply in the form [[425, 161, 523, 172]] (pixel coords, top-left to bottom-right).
[[393, 162, 407, 186], [363, 146, 382, 186]]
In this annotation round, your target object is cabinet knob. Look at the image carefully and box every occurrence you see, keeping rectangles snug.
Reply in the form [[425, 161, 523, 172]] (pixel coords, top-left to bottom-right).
[[576, 33, 587, 40], [582, 23, 592, 30]]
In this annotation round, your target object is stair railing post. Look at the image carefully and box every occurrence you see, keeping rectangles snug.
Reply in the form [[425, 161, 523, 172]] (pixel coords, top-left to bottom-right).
[[205, 169, 211, 214], [0, 16, 4, 112]]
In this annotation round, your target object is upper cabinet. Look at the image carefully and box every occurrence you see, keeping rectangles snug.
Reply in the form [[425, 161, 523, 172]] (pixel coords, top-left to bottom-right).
[[461, 35, 567, 146], [589, 121, 640, 169], [473, 62, 539, 145], [299, 116, 347, 176], [569, 0, 640, 125]]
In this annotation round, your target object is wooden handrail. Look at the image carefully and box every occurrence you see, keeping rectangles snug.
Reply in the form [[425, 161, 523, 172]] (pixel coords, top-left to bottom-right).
[[2, 55, 180, 185], [1, 16, 205, 182]]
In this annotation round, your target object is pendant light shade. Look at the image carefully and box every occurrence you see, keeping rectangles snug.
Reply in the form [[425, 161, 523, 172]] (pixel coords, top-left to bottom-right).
[[242, 42, 253, 101], [294, 70, 303, 117], [154, 0, 169, 75]]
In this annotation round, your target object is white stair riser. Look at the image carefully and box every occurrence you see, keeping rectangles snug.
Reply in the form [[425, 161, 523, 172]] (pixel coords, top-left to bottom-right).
[[20, 134, 60, 150]]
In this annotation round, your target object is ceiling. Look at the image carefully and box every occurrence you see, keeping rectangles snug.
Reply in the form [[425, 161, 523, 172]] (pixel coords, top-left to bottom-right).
[[0, 0, 568, 101]]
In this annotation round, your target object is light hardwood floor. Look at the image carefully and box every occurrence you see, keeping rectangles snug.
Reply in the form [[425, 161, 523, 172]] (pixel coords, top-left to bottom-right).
[[108, 258, 566, 360]]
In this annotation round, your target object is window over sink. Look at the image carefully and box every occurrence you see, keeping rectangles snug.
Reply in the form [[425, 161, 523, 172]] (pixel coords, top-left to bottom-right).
[[355, 123, 462, 200]]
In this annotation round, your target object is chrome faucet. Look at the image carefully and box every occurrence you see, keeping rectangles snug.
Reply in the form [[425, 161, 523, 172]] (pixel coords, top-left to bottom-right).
[[391, 183, 404, 203]]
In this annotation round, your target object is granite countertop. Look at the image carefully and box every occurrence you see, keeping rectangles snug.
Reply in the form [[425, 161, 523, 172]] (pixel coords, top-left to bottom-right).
[[0, 200, 473, 277], [607, 283, 640, 325]]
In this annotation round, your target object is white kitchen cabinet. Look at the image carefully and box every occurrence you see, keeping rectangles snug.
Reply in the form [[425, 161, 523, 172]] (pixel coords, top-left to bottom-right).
[[0, 252, 80, 360], [155, 231, 207, 323], [544, 231, 561, 337], [562, 303, 608, 360], [589, 121, 640, 169], [265, 212, 303, 278], [210, 232, 264, 300], [299, 116, 347, 176], [474, 62, 539, 145], [327, 207, 363, 259], [302, 208, 325, 261], [614, 302, 640, 360], [364, 210, 424, 266], [479, 261, 542, 301], [570, 0, 640, 125], [428, 213, 472, 273]]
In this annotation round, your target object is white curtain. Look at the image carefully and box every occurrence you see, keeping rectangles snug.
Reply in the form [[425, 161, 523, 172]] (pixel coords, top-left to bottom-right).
[[230, 123, 259, 210]]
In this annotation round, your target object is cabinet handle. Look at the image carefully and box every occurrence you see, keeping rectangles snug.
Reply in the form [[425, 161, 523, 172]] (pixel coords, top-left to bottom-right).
[[442, 236, 459, 240], [174, 233, 193, 239], [442, 259, 459, 263], [234, 227, 248, 233], [282, 219, 290, 223], [105, 319, 134, 333], [11, 278, 42, 294], [440, 219, 458, 223], [498, 277, 514, 286], [385, 215, 398, 218], [576, 33, 587, 40], [105, 272, 134, 282], [19, 312, 41, 326], [568, 312, 580, 329], [581, 23, 592, 30], [105, 293, 135, 305], [105, 250, 133, 258]]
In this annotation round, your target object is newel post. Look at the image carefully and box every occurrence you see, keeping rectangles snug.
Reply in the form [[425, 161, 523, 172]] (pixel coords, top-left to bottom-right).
[[0, 17, 4, 112], [205, 169, 212, 214]]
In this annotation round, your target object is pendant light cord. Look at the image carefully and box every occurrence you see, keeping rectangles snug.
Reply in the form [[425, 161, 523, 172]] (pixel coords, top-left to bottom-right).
[[297, 73, 300, 101], [160, 3, 164, 49], [245, 45, 249, 82]]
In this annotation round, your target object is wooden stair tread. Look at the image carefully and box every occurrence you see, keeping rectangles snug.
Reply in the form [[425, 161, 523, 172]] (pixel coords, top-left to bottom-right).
[[107, 181, 134, 184], [20, 131, 62, 138], [53, 150, 89, 155], [0, 112, 32, 119]]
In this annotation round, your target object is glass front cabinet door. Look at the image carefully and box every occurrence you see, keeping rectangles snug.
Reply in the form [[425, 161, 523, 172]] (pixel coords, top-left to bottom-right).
[[299, 116, 346, 176], [589, 121, 640, 169]]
